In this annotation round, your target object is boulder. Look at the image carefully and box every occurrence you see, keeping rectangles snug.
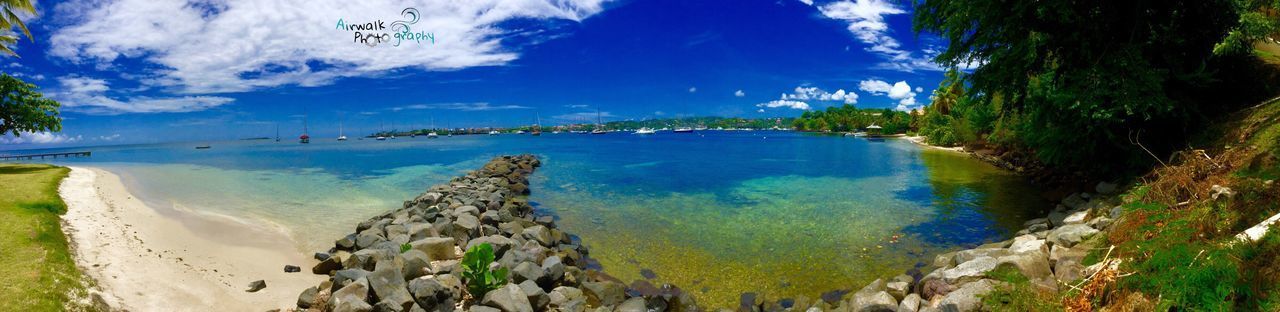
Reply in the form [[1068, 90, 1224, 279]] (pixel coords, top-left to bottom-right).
[[408, 277, 453, 312], [468, 235, 517, 258], [331, 280, 372, 312], [935, 256, 1000, 284], [1048, 224, 1099, 248], [522, 225, 555, 247], [1063, 210, 1088, 225], [1087, 217, 1113, 230], [1007, 235, 1047, 254], [1055, 259, 1086, 282], [897, 293, 920, 312], [1062, 193, 1088, 210], [333, 269, 371, 291], [368, 265, 414, 311], [919, 278, 954, 300], [542, 256, 566, 283], [411, 237, 458, 261], [934, 280, 996, 312], [582, 280, 627, 307], [512, 262, 550, 287], [482, 283, 534, 312], [519, 280, 551, 309], [617, 297, 648, 312], [400, 250, 432, 280], [298, 286, 319, 309], [246, 280, 266, 292], [453, 214, 481, 238], [337, 233, 358, 250], [954, 248, 1008, 265], [851, 291, 896, 312], [1095, 182, 1118, 195], [549, 286, 585, 307], [314, 257, 344, 275], [995, 252, 1052, 280], [885, 281, 910, 300], [356, 231, 386, 250]]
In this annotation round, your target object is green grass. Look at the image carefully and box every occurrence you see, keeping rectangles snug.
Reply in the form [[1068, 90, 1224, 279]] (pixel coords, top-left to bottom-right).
[[980, 264, 1063, 312], [0, 164, 94, 311]]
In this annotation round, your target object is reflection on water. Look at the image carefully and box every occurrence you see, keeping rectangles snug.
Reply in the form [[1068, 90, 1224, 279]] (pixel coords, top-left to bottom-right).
[[23, 132, 1047, 308]]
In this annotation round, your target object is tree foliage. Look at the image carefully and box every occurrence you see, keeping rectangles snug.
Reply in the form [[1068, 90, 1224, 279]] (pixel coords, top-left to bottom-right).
[[913, 0, 1277, 169], [0, 0, 36, 57], [0, 74, 60, 137], [792, 105, 915, 134]]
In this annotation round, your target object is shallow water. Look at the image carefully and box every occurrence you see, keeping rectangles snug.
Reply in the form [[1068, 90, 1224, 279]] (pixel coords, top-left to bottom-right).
[[22, 131, 1048, 307]]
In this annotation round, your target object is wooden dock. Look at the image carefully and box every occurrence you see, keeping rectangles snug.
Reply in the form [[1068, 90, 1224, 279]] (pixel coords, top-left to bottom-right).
[[0, 151, 92, 160]]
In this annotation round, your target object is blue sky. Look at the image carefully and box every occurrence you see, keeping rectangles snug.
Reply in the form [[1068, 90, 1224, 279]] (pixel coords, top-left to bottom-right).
[[2, 0, 948, 148]]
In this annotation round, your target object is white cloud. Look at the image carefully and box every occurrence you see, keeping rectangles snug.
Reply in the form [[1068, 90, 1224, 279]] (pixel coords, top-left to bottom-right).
[[98, 134, 121, 141], [734, 90, 745, 97], [816, 0, 943, 72], [860, 79, 920, 109], [914, 86, 923, 93], [798, 0, 814, 5], [48, 0, 608, 94], [1, 132, 82, 144], [757, 108, 765, 113], [391, 102, 530, 111], [54, 75, 235, 115], [756, 100, 810, 110], [553, 111, 617, 121], [563, 104, 589, 108], [688, 87, 697, 93], [780, 86, 858, 104]]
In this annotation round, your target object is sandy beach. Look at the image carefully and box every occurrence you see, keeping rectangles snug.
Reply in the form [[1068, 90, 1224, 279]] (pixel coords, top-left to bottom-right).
[[58, 167, 324, 311], [904, 135, 966, 152]]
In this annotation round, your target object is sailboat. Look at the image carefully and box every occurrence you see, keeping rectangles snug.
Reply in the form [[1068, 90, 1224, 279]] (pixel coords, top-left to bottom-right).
[[376, 121, 387, 140], [427, 117, 438, 138], [531, 113, 542, 136], [338, 121, 348, 141], [299, 113, 311, 144], [275, 124, 281, 142], [591, 109, 606, 134]]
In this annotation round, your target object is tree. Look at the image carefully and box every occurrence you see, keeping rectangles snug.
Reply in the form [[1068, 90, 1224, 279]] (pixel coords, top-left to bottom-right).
[[0, 74, 61, 137], [0, 0, 35, 57], [914, 0, 1244, 167]]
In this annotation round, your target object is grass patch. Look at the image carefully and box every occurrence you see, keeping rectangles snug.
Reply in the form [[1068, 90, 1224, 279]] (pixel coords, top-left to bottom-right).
[[980, 264, 1062, 312], [0, 164, 95, 311]]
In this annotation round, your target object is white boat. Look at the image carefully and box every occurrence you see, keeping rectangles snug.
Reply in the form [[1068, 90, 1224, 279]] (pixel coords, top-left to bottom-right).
[[634, 127, 656, 134], [489, 130, 500, 135], [516, 130, 526, 134], [376, 136, 386, 141], [427, 117, 438, 138], [338, 121, 348, 141], [673, 127, 694, 133], [591, 108, 606, 134]]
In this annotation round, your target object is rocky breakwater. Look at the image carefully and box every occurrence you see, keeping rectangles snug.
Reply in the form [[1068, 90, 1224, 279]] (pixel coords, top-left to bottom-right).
[[291, 155, 699, 312], [763, 182, 1122, 312]]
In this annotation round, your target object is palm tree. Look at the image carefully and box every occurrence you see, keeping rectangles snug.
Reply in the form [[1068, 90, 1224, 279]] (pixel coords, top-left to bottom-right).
[[0, 0, 35, 57]]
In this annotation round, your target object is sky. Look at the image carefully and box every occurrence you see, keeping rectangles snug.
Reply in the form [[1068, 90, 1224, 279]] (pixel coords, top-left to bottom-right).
[[1, 0, 951, 148]]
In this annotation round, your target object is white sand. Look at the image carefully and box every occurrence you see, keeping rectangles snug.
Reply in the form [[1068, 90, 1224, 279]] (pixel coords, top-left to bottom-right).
[[904, 136, 966, 152], [59, 167, 325, 311]]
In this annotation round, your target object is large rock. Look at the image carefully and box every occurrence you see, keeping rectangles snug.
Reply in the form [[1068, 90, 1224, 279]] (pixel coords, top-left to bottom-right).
[[549, 286, 585, 308], [1095, 182, 1118, 195], [368, 265, 414, 311], [522, 225, 555, 247], [512, 262, 550, 287], [933, 280, 997, 312], [314, 256, 344, 275], [617, 297, 648, 312], [1048, 224, 1099, 248], [518, 280, 551, 309], [411, 237, 458, 260], [298, 286, 319, 309], [482, 283, 534, 312], [408, 277, 453, 312], [582, 280, 627, 307], [469, 235, 517, 258], [1063, 210, 1088, 225], [897, 293, 921, 312], [851, 291, 897, 312], [331, 280, 373, 312], [935, 256, 1000, 284], [953, 248, 1008, 265], [995, 252, 1052, 280], [400, 250, 432, 280], [1007, 235, 1047, 254]]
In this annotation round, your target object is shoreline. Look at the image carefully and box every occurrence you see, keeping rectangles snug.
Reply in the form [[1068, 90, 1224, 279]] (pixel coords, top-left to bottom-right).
[[58, 166, 324, 311], [903, 135, 966, 153]]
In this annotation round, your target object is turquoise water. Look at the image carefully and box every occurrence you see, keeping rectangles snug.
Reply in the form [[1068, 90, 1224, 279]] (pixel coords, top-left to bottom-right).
[[15, 131, 1048, 307]]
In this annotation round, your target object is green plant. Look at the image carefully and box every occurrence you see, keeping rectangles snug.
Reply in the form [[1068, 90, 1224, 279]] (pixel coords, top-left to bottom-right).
[[981, 264, 1062, 311], [400, 242, 412, 253], [461, 243, 507, 298]]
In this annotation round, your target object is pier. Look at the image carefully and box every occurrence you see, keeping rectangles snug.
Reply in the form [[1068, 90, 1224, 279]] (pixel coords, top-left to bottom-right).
[[0, 151, 92, 160]]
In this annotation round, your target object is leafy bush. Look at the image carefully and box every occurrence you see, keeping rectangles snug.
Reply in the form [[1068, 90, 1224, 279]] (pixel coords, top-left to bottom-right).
[[981, 264, 1062, 312], [461, 243, 508, 298]]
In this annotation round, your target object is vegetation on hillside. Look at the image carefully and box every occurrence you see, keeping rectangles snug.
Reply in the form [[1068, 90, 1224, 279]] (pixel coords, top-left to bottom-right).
[[790, 105, 915, 134], [0, 164, 95, 311], [912, 0, 1280, 173]]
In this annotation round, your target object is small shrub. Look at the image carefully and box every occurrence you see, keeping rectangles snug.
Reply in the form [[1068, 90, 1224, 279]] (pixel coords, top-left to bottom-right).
[[400, 243, 412, 253], [981, 264, 1061, 312], [461, 243, 508, 298]]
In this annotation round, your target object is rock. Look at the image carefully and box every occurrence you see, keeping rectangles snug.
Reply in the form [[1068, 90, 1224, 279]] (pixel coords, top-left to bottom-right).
[[1110, 206, 1124, 219], [1048, 224, 1099, 248], [935, 256, 1000, 284], [995, 252, 1052, 280], [482, 283, 534, 312], [333, 269, 371, 291], [337, 233, 358, 250], [316, 252, 332, 261], [1026, 222, 1050, 233], [897, 293, 920, 312], [519, 280, 551, 309], [1088, 217, 1113, 230], [885, 281, 909, 300], [513, 262, 550, 287], [582, 280, 627, 307], [456, 205, 481, 217], [397, 251, 429, 280], [954, 248, 1008, 265], [356, 232, 386, 250], [314, 257, 344, 275], [1210, 184, 1234, 200], [1063, 210, 1088, 225], [332, 281, 372, 312], [368, 265, 414, 311], [1095, 182, 1118, 195], [408, 277, 453, 312], [522, 225, 555, 247], [851, 291, 897, 312], [1062, 193, 1088, 210], [1055, 259, 1087, 282], [411, 237, 458, 261], [469, 235, 517, 258], [454, 214, 481, 236], [345, 249, 394, 271], [1048, 209, 1069, 228], [934, 280, 997, 312], [297, 286, 319, 308], [617, 297, 648, 312], [542, 256, 566, 283], [246, 280, 267, 292], [1007, 235, 1047, 254], [472, 306, 503, 312], [285, 265, 301, 273], [435, 274, 466, 302], [919, 278, 954, 300], [933, 252, 957, 268]]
